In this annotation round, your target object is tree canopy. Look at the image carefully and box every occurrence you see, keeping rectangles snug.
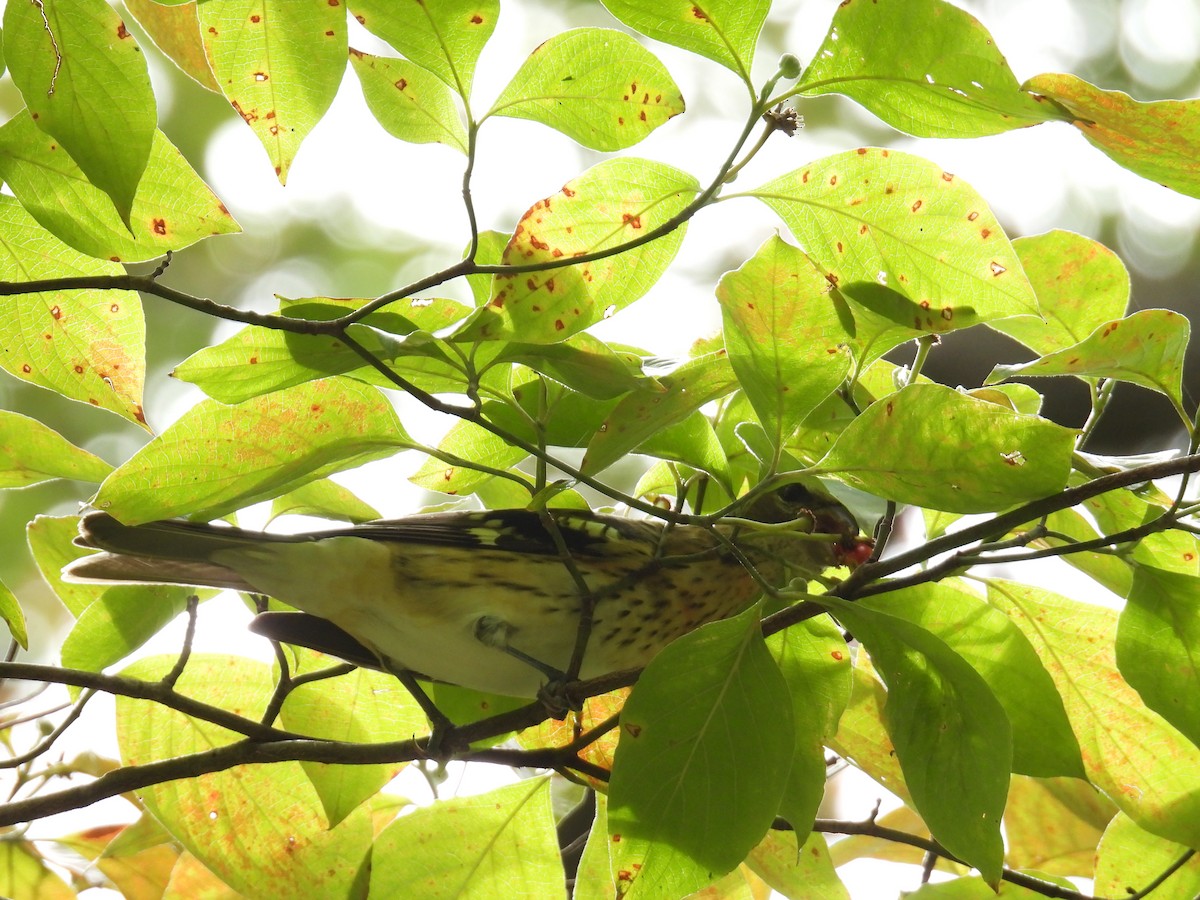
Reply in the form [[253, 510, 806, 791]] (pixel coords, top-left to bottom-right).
[[0, 0, 1199, 898]]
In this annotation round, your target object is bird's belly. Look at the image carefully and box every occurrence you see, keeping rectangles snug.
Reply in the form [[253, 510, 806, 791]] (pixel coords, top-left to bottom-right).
[[220, 538, 760, 697]]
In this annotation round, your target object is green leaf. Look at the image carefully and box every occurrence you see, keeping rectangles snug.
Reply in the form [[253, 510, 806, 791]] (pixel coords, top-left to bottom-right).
[[198, 0, 346, 184], [861, 581, 1084, 778], [116, 655, 376, 897], [716, 236, 853, 449], [819, 383, 1076, 513], [599, 0, 769, 82], [751, 149, 1039, 333], [1095, 813, 1200, 900], [826, 661, 911, 803], [4, 0, 156, 223], [608, 604, 794, 899], [0, 409, 111, 488], [825, 598, 1009, 885], [1005, 776, 1114, 878], [123, 0, 222, 92], [280, 658, 426, 828], [987, 309, 1190, 422], [369, 777, 566, 899], [269, 478, 380, 524], [987, 579, 1200, 848], [0, 110, 239, 263], [1117, 565, 1200, 748], [348, 0, 498, 99], [61, 585, 194, 673], [488, 29, 684, 151], [0, 842, 74, 900], [767, 616, 852, 838], [993, 230, 1130, 356], [349, 49, 467, 152], [0, 578, 27, 650], [582, 350, 736, 476], [496, 333, 649, 400], [172, 297, 470, 404], [0, 195, 146, 427], [456, 158, 700, 343], [95, 377, 414, 523], [745, 831, 850, 900], [798, 0, 1061, 138], [28, 515, 104, 618], [1024, 73, 1200, 199], [465, 229, 508, 305], [1082, 486, 1199, 575], [410, 418, 526, 497]]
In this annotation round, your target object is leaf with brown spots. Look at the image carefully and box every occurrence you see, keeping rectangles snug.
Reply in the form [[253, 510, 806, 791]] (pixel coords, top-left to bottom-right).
[[987, 308, 1190, 424], [350, 49, 468, 153], [600, 0, 770, 82], [819, 383, 1075, 513], [349, 0, 498, 98], [987, 579, 1200, 849], [410, 416, 527, 497], [279, 653, 425, 828], [0, 111, 240, 263], [116, 655, 392, 898], [371, 778, 565, 897], [798, 0, 1062, 138], [124, 0, 222, 92], [95, 377, 415, 522], [0, 196, 146, 428], [716, 236, 854, 451], [1025, 73, 1200, 199], [4, 0, 157, 224], [173, 296, 472, 403], [994, 230, 1130, 356], [751, 149, 1039, 335], [488, 29, 684, 151], [456, 158, 700, 344], [199, 0, 346, 184]]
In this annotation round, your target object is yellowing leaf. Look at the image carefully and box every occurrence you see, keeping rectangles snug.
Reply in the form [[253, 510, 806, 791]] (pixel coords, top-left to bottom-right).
[[752, 149, 1039, 334], [350, 49, 468, 152], [987, 580, 1200, 848], [489, 29, 684, 151], [199, 0, 346, 183], [1025, 73, 1200, 199], [457, 158, 699, 343], [0, 195, 146, 427], [96, 377, 413, 522], [819, 384, 1075, 513], [995, 231, 1130, 356], [600, 0, 769, 82]]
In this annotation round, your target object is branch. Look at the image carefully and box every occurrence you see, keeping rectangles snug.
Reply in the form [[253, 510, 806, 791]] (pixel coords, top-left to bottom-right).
[[0, 663, 303, 742]]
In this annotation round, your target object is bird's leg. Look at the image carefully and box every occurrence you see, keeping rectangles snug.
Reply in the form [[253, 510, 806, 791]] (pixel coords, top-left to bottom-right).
[[382, 662, 459, 758], [472, 616, 575, 718]]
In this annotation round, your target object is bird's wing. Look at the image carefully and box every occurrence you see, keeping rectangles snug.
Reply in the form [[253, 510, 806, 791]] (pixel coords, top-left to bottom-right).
[[327, 509, 663, 558]]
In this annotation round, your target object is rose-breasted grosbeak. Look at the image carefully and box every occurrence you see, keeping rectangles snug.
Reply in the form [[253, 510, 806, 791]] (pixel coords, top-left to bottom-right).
[[65, 485, 860, 698]]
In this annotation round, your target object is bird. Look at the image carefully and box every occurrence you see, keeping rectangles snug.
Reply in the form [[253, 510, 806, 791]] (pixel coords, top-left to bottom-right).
[[65, 484, 861, 699]]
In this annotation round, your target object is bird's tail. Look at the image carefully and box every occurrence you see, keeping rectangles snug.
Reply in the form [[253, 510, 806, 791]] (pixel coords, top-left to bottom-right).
[[64, 512, 290, 591]]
